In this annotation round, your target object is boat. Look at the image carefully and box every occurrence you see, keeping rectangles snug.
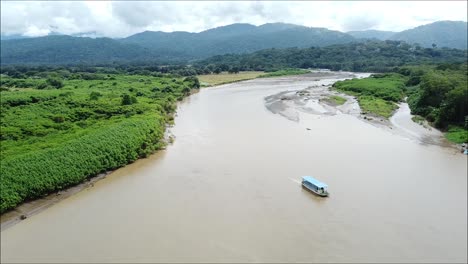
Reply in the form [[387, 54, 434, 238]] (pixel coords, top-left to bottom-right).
[[302, 176, 329, 197]]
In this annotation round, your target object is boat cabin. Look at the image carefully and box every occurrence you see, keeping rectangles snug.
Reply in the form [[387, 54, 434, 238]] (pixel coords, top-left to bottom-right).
[[302, 176, 329, 197]]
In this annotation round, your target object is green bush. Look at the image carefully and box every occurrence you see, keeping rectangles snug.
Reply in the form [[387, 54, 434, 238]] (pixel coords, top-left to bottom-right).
[[0, 72, 196, 212], [333, 73, 406, 102], [0, 116, 165, 213]]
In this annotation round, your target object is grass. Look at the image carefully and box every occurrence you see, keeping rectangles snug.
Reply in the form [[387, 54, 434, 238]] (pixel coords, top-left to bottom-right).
[[445, 126, 468, 144], [358, 96, 398, 118], [197, 71, 264, 86], [322, 95, 347, 105], [333, 73, 406, 118], [259, 68, 309, 78], [333, 73, 406, 102]]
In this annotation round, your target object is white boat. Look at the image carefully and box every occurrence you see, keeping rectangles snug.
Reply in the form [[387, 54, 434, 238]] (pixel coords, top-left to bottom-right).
[[302, 176, 329, 197]]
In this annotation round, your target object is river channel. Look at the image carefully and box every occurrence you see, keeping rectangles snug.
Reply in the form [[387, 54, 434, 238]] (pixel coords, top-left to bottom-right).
[[1, 72, 466, 263]]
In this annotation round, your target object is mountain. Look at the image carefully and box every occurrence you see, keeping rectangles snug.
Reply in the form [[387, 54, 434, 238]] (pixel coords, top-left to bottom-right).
[[0, 34, 31, 40], [1, 21, 467, 65], [347, 30, 396, 40], [389, 21, 467, 49], [0, 35, 172, 65], [120, 23, 356, 58]]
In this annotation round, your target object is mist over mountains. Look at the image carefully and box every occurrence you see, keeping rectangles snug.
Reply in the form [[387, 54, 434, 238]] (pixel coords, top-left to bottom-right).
[[1, 20, 466, 65]]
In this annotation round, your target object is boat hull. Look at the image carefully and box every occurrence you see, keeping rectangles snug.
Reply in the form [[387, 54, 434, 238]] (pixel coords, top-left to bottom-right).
[[302, 183, 329, 197]]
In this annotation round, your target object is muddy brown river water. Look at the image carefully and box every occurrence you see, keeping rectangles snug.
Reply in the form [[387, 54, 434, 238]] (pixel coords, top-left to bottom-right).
[[1, 72, 467, 263]]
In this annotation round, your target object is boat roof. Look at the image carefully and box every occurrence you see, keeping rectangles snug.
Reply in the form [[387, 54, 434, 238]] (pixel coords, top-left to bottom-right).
[[302, 176, 328, 188]]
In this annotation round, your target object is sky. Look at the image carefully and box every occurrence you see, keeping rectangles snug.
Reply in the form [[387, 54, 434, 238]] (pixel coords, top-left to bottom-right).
[[1, 1, 467, 38]]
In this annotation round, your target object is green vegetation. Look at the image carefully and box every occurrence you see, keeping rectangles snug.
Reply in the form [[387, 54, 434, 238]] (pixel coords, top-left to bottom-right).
[[333, 73, 405, 117], [322, 95, 347, 106], [333, 73, 406, 101], [334, 63, 467, 143], [405, 64, 468, 129], [445, 126, 468, 144], [0, 71, 200, 213], [259, 68, 309, 77], [358, 96, 398, 118], [199, 40, 467, 72]]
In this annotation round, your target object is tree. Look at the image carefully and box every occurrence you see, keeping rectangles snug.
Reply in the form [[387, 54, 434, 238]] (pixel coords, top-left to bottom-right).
[[89, 91, 102, 100], [46, 78, 63, 89], [121, 94, 137, 105], [438, 85, 468, 127], [183, 76, 200, 89]]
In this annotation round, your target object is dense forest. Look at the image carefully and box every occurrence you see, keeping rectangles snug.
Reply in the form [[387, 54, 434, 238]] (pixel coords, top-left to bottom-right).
[[0, 70, 200, 213], [197, 40, 467, 72]]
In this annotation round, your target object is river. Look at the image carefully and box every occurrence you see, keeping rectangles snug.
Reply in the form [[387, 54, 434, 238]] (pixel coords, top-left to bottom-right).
[[1, 72, 466, 263]]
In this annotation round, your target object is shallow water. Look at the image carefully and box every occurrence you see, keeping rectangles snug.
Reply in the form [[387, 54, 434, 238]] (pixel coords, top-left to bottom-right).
[[1, 72, 466, 263]]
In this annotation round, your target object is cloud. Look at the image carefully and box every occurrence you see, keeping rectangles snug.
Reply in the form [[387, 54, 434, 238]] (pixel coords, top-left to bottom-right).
[[341, 16, 381, 32], [1, 1, 467, 38], [112, 2, 179, 28]]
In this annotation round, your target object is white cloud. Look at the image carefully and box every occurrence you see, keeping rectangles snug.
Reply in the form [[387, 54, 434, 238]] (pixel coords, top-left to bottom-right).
[[1, 1, 466, 38]]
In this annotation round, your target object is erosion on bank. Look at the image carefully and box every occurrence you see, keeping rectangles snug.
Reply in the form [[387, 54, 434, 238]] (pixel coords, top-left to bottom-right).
[[333, 63, 468, 143], [0, 72, 200, 213]]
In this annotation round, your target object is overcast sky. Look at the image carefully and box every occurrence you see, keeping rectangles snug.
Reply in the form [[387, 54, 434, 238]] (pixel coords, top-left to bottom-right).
[[1, 1, 467, 38]]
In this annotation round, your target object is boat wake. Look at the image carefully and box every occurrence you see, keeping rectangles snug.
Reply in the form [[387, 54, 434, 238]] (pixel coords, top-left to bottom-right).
[[289, 178, 302, 185]]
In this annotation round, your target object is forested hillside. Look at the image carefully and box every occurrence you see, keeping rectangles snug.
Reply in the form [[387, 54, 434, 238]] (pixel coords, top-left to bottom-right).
[[121, 23, 355, 58], [0, 35, 171, 65], [197, 40, 467, 72], [347, 30, 396, 40], [389, 21, 467, 49], [2, 21, 466, 65]]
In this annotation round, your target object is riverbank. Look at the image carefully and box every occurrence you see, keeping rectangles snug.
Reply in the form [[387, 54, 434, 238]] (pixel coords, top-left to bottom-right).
[[263, 71, 459, 149], [332, 68, 467, 146], [0, 118, 182, 231], [0, 73, 200, 214], [0, 172, 109, 231], [198, 71, 265, 87], [197, 69, 310, 87], [2, 71, 465, 263]]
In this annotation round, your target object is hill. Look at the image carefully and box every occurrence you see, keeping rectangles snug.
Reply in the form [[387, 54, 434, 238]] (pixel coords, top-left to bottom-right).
[[347, 30, 396, 40], [120, 23, 356, 58], [389, 21, 467, 49], [1, 36, 148, 65], [0, 35, 186, 65]]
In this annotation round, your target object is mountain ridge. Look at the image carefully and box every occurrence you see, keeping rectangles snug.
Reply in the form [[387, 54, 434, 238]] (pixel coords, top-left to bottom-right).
[[1, 21, 466, 65]]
